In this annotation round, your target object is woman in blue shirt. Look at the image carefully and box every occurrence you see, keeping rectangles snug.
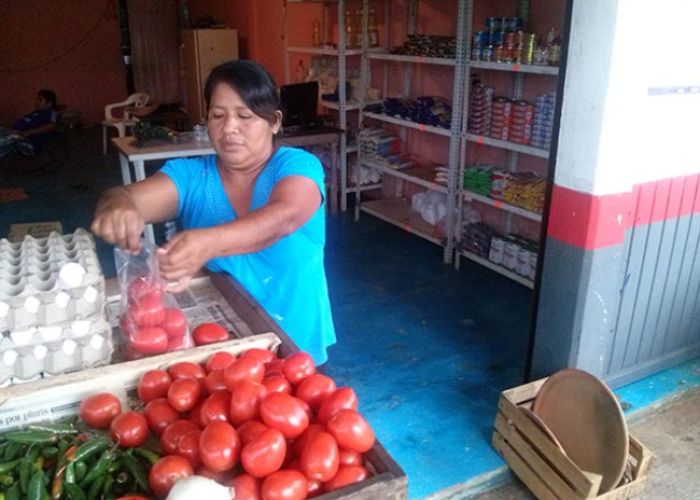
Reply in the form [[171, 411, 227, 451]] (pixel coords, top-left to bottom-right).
[[92, 61, 336, 364]]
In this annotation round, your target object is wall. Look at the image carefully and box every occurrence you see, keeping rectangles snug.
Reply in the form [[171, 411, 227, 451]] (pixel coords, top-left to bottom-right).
[[533, 0, 700, 386], [0, 0, 127, 126]]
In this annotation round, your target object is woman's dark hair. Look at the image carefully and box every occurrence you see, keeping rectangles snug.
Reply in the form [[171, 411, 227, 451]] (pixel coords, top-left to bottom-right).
[[204, 60, 280, 124], [38, 89, 57, 109]]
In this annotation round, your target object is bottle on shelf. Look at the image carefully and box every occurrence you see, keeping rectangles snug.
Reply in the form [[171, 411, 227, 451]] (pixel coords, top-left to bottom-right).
[[368, 8, 379, 47], [312, 19, 321, 47], [345, 10, 356, 49], [354, 9, 364, 48]]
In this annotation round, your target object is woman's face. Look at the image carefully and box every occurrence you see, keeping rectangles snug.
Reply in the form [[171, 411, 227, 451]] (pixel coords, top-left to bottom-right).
[[207, 82, 280, 170]]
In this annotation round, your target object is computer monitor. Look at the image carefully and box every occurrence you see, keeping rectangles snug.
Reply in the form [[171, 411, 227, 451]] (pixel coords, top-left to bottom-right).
[[280, 81, 319, 128]]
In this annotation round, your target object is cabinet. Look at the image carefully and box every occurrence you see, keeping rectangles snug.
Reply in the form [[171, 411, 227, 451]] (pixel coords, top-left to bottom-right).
[[181, 29, 239, 125], [283, 0, 384, 212]]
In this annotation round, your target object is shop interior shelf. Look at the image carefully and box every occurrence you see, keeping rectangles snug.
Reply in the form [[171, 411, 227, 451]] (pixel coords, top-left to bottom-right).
[[360, 198, 443, 246]]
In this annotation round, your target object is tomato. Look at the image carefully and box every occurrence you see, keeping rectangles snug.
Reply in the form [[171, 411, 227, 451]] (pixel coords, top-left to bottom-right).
[[175, 429, 201, 468], [148, 455, 193, 498], [263, 375, 292, 395], [205, 351, 236, 373], [161, 308, 188, 337], [188, 400, 204, 428], [307, 479, 322, 497], [129, 293, 165, 327], [116, 497, 150, 500], [237, 420, 270, 447], [138, 369, 172, 403], [265, 359, 285, 376], [128, 275, 163, 303], [327, 410, 375, 453], [242, 348, 276, 365], [161, 419, 199, 455], [224, 356, 265, 390], [168, 361, 206, 382], [199, 391, 231, 427], [261, 470, 308, 500], [300, 431, 339, 482], [192, 322, 229, 346], [166, 336, 186, 353], [79, 392, 121, 429], [204, 369, 228, 394], [295, 374, 336, 411], [317, 387, 358, 424], [323, 465, 369, 492], [293, 424, 326, 457], [144, 398, 179, 435], [199, 421, 240, 472], [130, 326, 168, 354], [229, 474, 261, 500], [338, 448, 363, 466], [110, 411, 149, 448], [282, 352, 315, 385], [168, 377, 202, 412], [229, 380, 268, 426], [196, 467, 230, 483], [241, 428, 287, 478], [260, 393, 309, 439]]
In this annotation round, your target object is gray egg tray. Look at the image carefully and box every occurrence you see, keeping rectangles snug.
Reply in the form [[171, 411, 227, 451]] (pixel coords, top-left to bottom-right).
[[0, 230, 106, 330], [0, 318, 113, 384]]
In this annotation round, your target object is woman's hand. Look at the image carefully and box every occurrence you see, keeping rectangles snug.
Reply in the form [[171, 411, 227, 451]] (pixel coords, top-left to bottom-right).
[[90, 187, 145, 253], [157, 228, 217, 293]]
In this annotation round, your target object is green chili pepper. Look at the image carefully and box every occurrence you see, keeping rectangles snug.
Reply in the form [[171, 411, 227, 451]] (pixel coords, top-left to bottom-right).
[[3, 442, 23, 461], [67, 438, 110, 464], [122, 453, 150, 494], [64, 483, 87, 500], [78, 449, 114, 488], [65, 462, 76, 484], [5, 482, 20, 500], [86, 475, 105, 500], [41, 446, 58, 459], [74, 460, 87, 482], [19, 445, 42, 493], [133, 446, 161, 465], [27, 423, 77, 436], [107, 457, 122, 474], [27, 469, 46, 500], [0, 458, 21, 474], [0, 472, 14, 486], [0, 441, 9, 455], [4, 430, 57, 445]]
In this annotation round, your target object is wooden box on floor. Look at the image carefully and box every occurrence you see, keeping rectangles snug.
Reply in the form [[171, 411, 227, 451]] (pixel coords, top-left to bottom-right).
[[492, 378, 653, 500]]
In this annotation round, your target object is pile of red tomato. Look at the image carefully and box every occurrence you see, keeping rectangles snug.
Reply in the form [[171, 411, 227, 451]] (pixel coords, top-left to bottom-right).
[[119, 276, 191, 359], [79, 344, 376, 499]]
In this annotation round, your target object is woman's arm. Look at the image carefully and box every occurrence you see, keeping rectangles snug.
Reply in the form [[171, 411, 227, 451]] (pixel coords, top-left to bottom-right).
[[91, 172, 179, 252], [20, 122, 56, 137], [158, 175, 321, 290]]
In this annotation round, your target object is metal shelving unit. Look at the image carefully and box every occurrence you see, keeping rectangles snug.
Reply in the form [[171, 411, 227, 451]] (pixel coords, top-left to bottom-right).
[[454, 0, 560, 287], [355, 0, 468, 265], [283, 0, 381, 212]]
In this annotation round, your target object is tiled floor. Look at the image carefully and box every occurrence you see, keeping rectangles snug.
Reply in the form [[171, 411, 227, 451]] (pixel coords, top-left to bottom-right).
[[1, 127, 698, 499]]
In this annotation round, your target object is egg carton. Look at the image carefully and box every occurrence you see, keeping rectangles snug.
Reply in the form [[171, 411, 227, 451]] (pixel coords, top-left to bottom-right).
[[0, 229, 106, 330], [0, 318, 113, 385]]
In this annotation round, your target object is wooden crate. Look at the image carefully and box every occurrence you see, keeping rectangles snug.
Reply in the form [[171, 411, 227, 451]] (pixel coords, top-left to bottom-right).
[[0, 328, 407, 499], [492, 378, 654, 500]]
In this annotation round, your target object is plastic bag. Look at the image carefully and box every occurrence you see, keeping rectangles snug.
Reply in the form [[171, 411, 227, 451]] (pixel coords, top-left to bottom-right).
[[115, 240, 192, 360]]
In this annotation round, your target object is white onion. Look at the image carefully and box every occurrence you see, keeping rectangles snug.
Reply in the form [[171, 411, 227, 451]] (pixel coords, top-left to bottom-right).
[[166, 475, 234, 500]]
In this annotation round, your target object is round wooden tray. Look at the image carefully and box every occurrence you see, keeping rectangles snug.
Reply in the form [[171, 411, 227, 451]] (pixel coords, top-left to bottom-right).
[[532, 368, 628, 493], [520, 406, 566, 455]]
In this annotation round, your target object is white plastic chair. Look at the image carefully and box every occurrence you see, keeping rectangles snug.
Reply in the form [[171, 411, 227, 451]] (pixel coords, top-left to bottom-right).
[[101, 92, 150, 154]]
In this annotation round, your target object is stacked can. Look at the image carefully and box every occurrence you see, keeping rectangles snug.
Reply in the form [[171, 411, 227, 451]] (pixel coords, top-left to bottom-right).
[[490, 97, 512, 141], [468, 84, 495, 136], [531, 93, 556, 150], [509, 100, 534, 145]]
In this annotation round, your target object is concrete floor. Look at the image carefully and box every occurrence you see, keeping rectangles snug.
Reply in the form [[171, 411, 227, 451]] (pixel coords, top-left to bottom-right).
[[1, 126, 699, 499], [469, 389, 700, 500]]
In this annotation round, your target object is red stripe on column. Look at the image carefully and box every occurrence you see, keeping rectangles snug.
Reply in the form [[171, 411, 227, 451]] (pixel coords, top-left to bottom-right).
[[547, 185, 632, 250], [548, 173, 700, 250]]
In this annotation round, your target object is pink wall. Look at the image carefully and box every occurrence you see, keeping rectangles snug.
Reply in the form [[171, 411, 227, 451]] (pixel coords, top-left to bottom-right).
[[0, 0, 127, 126]]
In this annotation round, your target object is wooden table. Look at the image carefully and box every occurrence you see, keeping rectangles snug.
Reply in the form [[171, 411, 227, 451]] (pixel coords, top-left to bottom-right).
[[112, 127, 342, 243]]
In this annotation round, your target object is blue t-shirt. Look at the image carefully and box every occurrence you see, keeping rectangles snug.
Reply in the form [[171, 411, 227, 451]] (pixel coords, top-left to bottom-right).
[[160, 147, 336, 364], [13, 108, 57, 151]]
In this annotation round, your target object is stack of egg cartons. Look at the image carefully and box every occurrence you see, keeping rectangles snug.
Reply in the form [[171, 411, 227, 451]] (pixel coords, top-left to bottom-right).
[[0, 229, 112, 387]]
